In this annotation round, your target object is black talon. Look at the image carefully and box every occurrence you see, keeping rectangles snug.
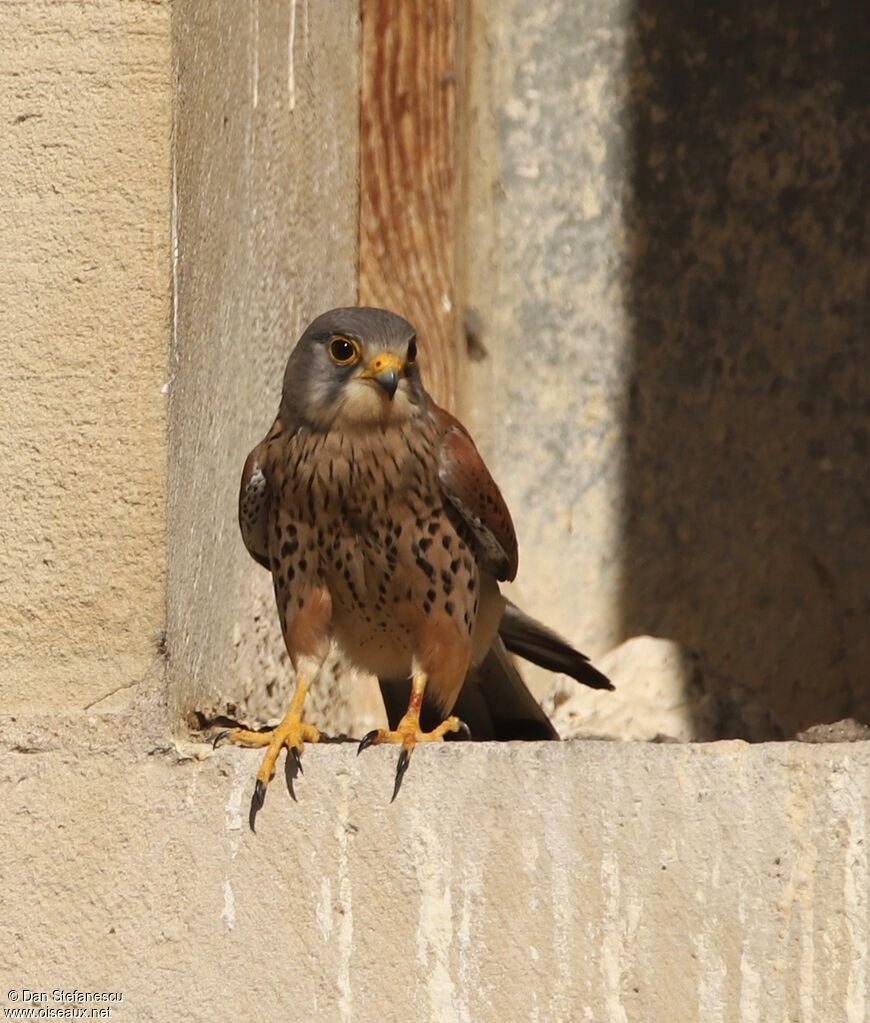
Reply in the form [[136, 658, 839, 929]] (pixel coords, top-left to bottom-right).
[[457, 720, 472, 740], [249, 779, 266, 832], [290, 746, 303, 775], [283, 750, 299, 802], [212, 729, 231, 750], [357, 730, 380, 755], [391, 746, 412, 803]]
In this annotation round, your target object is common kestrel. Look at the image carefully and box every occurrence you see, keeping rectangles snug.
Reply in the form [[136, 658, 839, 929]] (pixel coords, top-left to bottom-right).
[[224, 307, 611, 812]]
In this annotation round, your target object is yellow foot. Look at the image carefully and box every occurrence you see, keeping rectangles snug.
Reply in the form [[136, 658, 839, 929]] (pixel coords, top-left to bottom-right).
[[357, 713, 468, 801], [215, 702, 320, 822]]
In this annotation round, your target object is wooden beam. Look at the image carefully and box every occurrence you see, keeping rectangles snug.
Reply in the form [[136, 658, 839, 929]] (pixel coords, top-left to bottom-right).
[[358, 0, 465, 409]]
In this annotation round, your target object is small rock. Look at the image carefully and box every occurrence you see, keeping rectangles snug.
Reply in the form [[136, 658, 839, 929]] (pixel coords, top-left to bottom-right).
[[171, 740, 215, 763], [796, 718, 870, 743], [542, 635, 779, 742], [543, 636, 717, 742]]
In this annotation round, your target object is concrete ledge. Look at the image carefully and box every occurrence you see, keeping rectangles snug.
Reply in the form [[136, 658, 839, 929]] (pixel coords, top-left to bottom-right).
[[2, 737, 867, 1021]]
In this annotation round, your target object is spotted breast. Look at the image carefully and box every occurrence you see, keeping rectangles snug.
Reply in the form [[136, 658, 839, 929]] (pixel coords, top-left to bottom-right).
[[263, 412, 494, 700]]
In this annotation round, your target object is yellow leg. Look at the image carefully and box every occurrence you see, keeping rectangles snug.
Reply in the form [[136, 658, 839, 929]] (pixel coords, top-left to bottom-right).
[[218, 677, 320, 818], [358, 672, 465, 800]]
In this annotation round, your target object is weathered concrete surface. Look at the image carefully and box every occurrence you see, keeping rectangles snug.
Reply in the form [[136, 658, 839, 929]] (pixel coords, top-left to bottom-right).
[[464, 0, 632, 696], [464, 0, 870, 734], [2, 731, 868, 1022], [0, 1, 171, 712], [168, 0, 368, 731]]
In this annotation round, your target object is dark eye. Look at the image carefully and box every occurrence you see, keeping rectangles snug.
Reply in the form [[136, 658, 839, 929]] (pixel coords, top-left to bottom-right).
[[406, 337, 417, 364], [328, 337, 360, 366]]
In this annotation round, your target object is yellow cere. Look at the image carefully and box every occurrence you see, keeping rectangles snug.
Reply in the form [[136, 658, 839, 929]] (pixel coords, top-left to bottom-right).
[[362, 351, 405, 377]]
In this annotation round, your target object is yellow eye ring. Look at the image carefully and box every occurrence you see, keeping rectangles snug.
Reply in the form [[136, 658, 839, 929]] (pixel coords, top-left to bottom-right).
[[328, 336, 361, 366]]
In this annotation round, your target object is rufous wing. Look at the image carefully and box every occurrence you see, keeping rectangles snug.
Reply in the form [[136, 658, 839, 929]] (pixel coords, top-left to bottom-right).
[[432, 404, 519, 582]]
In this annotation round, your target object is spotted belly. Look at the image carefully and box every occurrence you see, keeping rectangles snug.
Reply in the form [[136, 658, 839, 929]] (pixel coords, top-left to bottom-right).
[[269, 422, 488, 681], [324, 517, 480, 679]]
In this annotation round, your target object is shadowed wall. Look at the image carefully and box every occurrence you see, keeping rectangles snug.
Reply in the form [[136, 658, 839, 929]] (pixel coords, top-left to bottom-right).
[[622, 1, 870, 735]]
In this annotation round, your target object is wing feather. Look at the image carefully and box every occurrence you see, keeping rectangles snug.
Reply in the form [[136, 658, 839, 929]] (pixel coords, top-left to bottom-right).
[[238, 416, 287, 570], [432, 404, 518, 581]]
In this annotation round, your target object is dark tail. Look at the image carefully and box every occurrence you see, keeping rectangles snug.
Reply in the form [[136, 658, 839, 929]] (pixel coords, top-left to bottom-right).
[[498, 601, 613, 691]]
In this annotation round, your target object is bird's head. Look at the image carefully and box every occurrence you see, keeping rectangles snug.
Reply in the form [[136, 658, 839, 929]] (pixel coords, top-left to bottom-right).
[[281, 307, 426, 430]]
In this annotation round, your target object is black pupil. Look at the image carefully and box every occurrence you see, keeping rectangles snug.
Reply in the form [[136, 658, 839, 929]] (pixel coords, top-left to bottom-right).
[[407, 338, 417, 363], [332, 339, 354, 361]]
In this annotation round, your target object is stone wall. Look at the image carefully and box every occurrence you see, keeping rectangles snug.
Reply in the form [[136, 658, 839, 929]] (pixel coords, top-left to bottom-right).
[[620, 0, 870, 736], [167, 0, 363, 731], [0, 0, 170, 715], [465, 0, 631, 692], [465, 0, 870, 736]]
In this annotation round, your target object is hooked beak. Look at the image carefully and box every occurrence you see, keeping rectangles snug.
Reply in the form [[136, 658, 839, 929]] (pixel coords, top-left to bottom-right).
[[360, 352, 403, 400]]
